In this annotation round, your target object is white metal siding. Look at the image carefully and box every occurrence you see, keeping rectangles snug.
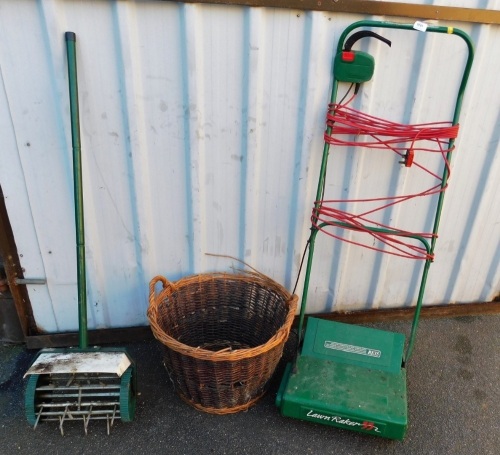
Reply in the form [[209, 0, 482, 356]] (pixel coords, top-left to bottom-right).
[[0, 0, 498, 332]]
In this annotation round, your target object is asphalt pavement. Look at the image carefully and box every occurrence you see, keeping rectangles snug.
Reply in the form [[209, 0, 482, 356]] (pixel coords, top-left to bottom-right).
[[1, 315, 499, 455]]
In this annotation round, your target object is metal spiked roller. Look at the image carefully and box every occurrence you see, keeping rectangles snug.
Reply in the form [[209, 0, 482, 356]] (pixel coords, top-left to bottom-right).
[[24, 32, 137, 435]]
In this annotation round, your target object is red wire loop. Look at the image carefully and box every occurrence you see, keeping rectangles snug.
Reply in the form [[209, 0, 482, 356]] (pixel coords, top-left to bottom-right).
[[315, 101, 460, 260]]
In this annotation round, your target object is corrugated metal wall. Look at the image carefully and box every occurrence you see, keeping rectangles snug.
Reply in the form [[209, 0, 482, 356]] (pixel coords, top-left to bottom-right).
[[0, 0, 498, 333]]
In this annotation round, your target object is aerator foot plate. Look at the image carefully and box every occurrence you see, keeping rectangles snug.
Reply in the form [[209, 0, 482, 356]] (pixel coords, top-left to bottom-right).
[[25, 348, 137, 433]]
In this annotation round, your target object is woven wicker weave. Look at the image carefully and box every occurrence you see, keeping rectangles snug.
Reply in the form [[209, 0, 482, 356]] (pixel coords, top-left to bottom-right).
[[147, 272, 297, 414]]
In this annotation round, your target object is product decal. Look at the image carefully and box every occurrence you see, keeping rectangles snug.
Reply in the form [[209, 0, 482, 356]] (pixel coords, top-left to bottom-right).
[[324, 340, 381, 358], [305, 410, 382, 433]]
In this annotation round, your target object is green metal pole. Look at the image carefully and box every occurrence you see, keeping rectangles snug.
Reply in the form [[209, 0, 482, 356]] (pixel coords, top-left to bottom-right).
[[296, 74, 340, 346], [403, 259, 431, 363], [296, 230, 317, 346], [65, 32, 88, 349]]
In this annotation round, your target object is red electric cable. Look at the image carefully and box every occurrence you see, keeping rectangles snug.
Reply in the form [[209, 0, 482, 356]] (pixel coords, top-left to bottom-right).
[[314, 96, 459, 260]]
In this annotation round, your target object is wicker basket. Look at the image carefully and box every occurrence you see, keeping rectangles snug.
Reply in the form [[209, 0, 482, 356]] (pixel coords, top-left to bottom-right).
[[147, 271, 297, 414]]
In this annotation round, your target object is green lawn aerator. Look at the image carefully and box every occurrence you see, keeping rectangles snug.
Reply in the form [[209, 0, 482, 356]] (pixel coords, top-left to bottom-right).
[[24, 32, 137, 435]]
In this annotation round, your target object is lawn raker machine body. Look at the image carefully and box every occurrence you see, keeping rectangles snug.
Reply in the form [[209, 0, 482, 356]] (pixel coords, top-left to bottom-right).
[[276, 21, 474, 440]]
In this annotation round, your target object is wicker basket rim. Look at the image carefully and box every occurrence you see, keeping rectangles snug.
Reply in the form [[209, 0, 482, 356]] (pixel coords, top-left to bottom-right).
[[147, 272, 298, 362]]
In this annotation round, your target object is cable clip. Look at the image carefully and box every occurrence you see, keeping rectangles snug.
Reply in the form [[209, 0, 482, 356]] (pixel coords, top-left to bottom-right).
[[400, 149, 414, 167]]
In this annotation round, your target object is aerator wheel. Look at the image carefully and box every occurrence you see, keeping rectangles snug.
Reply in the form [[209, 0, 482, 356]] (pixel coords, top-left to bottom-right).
[[119, 366, 136, 422], [25, 374, 40, 426]]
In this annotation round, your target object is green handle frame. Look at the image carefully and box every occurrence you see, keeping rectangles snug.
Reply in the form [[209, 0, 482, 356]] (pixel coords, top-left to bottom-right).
[[65, 31, 88, 349], [297, 20, 474, 365]]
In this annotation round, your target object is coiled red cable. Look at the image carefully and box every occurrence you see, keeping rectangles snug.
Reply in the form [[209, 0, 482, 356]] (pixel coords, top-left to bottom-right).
[[314, 97, 459, 260]]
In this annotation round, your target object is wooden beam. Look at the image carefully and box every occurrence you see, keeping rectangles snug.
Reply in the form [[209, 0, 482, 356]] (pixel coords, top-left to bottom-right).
[[26, 326, 154, 350], [0, 186, 36, 338], [25, 301, 499, 349], [311, 301, 500, 325], [173, 0, 500, 25]]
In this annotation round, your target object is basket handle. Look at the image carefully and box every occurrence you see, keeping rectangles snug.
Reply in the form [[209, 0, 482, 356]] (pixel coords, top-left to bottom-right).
[[149, 275, 173, 302]]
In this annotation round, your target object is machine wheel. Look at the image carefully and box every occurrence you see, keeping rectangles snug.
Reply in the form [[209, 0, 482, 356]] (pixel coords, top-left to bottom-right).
[[119, 366, 136, 422], [25, 374, 40, 426]]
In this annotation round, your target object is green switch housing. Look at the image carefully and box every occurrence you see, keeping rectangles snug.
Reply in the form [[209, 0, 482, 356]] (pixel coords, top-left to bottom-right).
[[334, 51, 375, 83]]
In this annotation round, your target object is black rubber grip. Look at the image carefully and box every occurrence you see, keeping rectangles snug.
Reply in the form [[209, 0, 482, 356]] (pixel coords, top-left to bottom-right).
[[344, 31, 391, 51], [65, 31, 76, 42]]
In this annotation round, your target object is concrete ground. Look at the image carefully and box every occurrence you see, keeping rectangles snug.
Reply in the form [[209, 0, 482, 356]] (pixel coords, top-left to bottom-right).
[[0, 315, 499, 455]]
